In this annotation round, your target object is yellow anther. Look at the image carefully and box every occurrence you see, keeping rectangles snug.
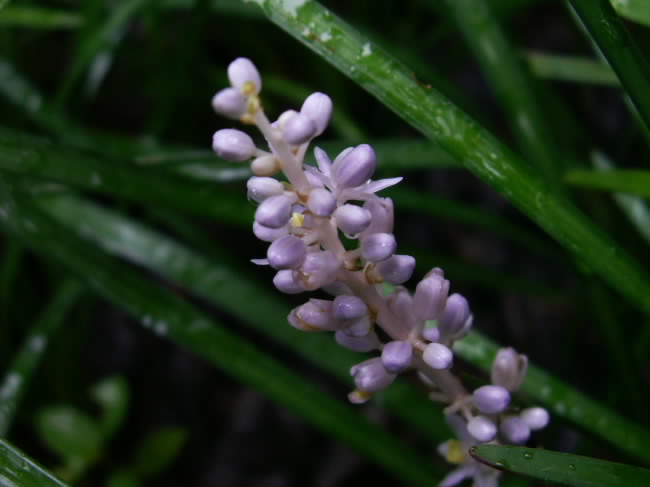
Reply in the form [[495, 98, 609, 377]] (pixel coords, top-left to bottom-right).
[[445, 439, 466, 465], [291, 212, 305, 227], [246, 94, 260, 115], [241, 80, 257, 97]]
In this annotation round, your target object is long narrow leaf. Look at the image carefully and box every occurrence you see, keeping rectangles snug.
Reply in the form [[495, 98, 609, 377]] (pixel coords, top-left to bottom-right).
[[610, 0, 650, 27], [526, 52, 618, 86], [471, 444, 650, 486], [0, 439, 68, 487], [0, 7, 82, 29], [0, 187, 443, 486], [566, 169, 650, 198], [249, 0, 650, 319]]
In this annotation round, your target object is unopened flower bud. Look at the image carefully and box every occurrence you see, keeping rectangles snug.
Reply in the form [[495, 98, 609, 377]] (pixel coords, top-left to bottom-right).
[[251, 155, 280, 176], [361, 198, 394, 236], [341, 315, 371, 337], [467, 416, 497, 442], [301, 92, 332, 135], [423, 343, 453, 370], [307, 188, 336, 216], [255, 194, 295, 228], [252, 221, 288, 242], [500, 416, 531, 445], [382, 341, 412, 373], [227, 57, 262, 95], [334, 204, 372, 235], [211, 87, 246, 119], [289, 299, 336, 331], [247, 176, 284, 203], [520, 407, 550, 431], [272, 269, 305, 294], [361, 232, 396, 263], [283, 112, 317, 145], [412, 271, 449, 322], [422, 326, 440, 342], [212, 129, 256, 162], [438, 293, 470, 340], [351, 358, 396, 393], [332, 144, 376, 188], [491, 347, 528, 392], [375, 254, 415, 284], [473, 385, 511, 414], [301, 250, 340, 289], [335, 330, 380, 352], [333, 295, 368, 321], [267, 235, 306, 269]]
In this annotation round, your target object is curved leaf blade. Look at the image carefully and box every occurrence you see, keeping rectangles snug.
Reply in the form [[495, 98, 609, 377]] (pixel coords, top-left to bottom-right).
[[0, 438, 68, 487], [471, 444, 650, 487], [566, 169, 650, 199]]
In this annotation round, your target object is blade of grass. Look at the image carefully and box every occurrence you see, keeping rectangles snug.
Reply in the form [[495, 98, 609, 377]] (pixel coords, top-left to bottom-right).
[[610, 0, 650, 28], [0, 239, 23, 364], [0, 187, 443, 487], [591, 151, 650, 244], [0, 279, 83, 436], [0, 438, 68, 487], [34, 191, 649, 459], [471, 444, 650, 486], [443, 0, 561, 185], [526, 51, 618, 86], [250, 0, 650, 319], [565, 169, 650, 198], [454, 331, 650, 461], [567, 0, 650, 134], [0, 6, 82, 29]]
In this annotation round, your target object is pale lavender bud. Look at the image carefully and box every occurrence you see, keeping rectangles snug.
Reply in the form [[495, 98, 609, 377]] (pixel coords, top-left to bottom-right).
[[375, 254, 415, 284], [283, 112, 317, 145], [335, 330, 380, 352], [467, 416, 497, 442], [211, 87, 246, 119], [272, 270, 305, 294], [423, 343, 453, 370], [247, 176, 284, 203], [382, 341, 413, 373], [351, 358, 396, 393], [267, 235, 306, 269], [251, 155, 280, 176], [301, 92, 332, 135], [252, 221, 288, 242], [473, 385, 511, 414], [333, 295, 367, 321], [386, 287, 416, 331], [500, 416, 531, 445], [212, 129, 256, 162], [288, 299, 336, 331], [491, 347, 528, 392], [412, 272, 450, 321], [361, 232, 396, 263], [361, 198, 394, 236], [332, 144, 376, 188], [273, 109, 298, 130], [307, 188, 336, 216], [438, 293, 470, 340], [304, 169, 325, 188], [520, 407, 549, 431], [341, 315, 371, 337], [334, 204, 372, 235], [422, 326, 440, 342], [301, 250, 340, 289], [255, 194, 294, 228], [227, 57, 261, 94]]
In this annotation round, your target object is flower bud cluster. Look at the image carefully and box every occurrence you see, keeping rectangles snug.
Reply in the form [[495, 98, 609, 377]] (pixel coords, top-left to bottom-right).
[[211, 58, 549, 487]]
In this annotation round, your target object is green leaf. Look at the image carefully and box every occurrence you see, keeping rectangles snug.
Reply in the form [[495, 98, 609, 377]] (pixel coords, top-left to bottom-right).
[[0, 7, 81, 29], [90, 376, 129, 439], [611, 0, 650, 27], [0, 187, 443, 487], [471, 444, 650, 487], [133, 427, 187, 476], [443, 0, 561, 184], [35, 406, 103, 463], [526, 52, 618, 86], [454, 332, 650, 460], [566, 169, 650, 198], [0, 438, 69, 487], [568, 0, 650, 134], [0, 279, 83, 436], [107, 469, 141, 487], [250, 0, 650, 319]]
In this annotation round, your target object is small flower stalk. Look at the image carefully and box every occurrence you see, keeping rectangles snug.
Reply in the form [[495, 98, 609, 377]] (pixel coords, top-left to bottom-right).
[[211, 58, 549, 486]]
